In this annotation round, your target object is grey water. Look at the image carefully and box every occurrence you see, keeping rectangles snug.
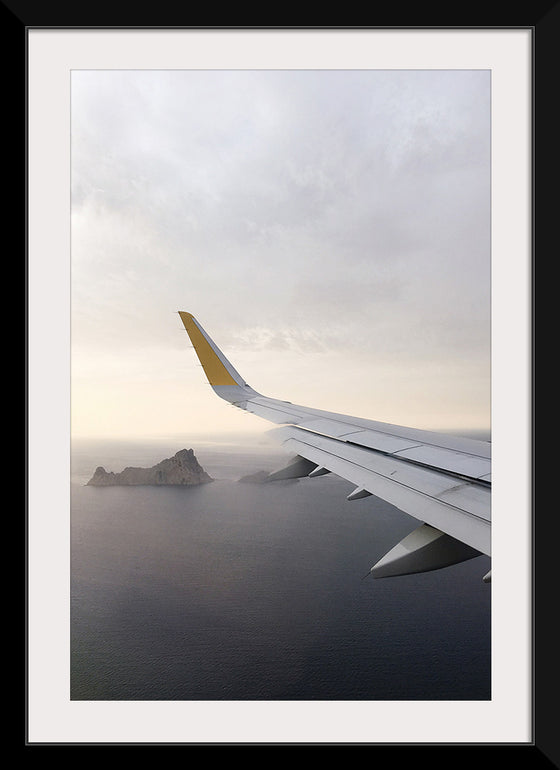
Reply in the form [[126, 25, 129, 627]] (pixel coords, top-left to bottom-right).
[[71, 438, 491, 701]]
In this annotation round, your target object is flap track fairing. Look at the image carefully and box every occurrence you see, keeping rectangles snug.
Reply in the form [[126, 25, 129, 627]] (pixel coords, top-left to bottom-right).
[[369, 523, 482, 579]]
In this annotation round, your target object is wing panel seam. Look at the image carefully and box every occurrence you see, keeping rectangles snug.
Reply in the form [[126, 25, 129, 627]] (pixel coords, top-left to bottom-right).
[[286, 423, 491, 488], [250, 397, 490, 460], [287, 433, 490, 526]]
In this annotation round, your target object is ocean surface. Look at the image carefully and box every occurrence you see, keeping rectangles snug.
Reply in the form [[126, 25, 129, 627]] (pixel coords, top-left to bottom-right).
[[71, 437, 491, 701]]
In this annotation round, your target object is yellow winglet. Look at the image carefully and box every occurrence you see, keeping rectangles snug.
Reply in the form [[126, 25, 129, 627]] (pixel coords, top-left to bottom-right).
[[179, 311, 241, 387]]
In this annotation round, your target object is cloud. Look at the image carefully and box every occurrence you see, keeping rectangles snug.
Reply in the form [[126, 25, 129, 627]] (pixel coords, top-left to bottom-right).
[[71, 68, 491, 437]]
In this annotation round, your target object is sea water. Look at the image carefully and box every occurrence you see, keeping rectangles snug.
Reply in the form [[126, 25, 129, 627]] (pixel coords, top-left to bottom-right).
[[70, 438, 491, 701]]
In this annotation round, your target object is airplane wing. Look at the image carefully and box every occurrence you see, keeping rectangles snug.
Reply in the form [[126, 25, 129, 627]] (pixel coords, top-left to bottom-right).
[[179, 311, 491, 581]]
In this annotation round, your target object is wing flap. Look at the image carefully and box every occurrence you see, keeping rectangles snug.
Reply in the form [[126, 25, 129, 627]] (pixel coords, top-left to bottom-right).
[[272, 425, 490, 556]]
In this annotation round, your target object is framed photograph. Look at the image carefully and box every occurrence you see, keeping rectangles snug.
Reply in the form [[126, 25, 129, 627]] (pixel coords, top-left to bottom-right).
[[27, 26, 535, 749]]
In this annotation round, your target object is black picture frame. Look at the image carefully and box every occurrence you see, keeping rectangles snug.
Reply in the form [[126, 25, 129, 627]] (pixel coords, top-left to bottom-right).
[[18, 17, 551, 759]]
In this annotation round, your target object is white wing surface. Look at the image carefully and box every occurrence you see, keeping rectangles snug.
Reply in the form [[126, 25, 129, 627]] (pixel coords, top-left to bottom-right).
[[179, 312, 491, 581]]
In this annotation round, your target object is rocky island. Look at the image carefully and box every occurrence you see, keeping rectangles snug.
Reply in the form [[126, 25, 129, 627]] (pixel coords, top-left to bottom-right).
[[238, 469, 272, 484], [86, 448, 213, 487]]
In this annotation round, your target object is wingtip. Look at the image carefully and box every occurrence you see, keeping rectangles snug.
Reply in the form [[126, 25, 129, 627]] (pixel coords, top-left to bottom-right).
[[179, 310, 245, 388]]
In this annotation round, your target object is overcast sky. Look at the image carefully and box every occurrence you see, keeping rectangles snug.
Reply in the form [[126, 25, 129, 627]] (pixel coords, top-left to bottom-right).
[[70, 68, 490, 443]]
